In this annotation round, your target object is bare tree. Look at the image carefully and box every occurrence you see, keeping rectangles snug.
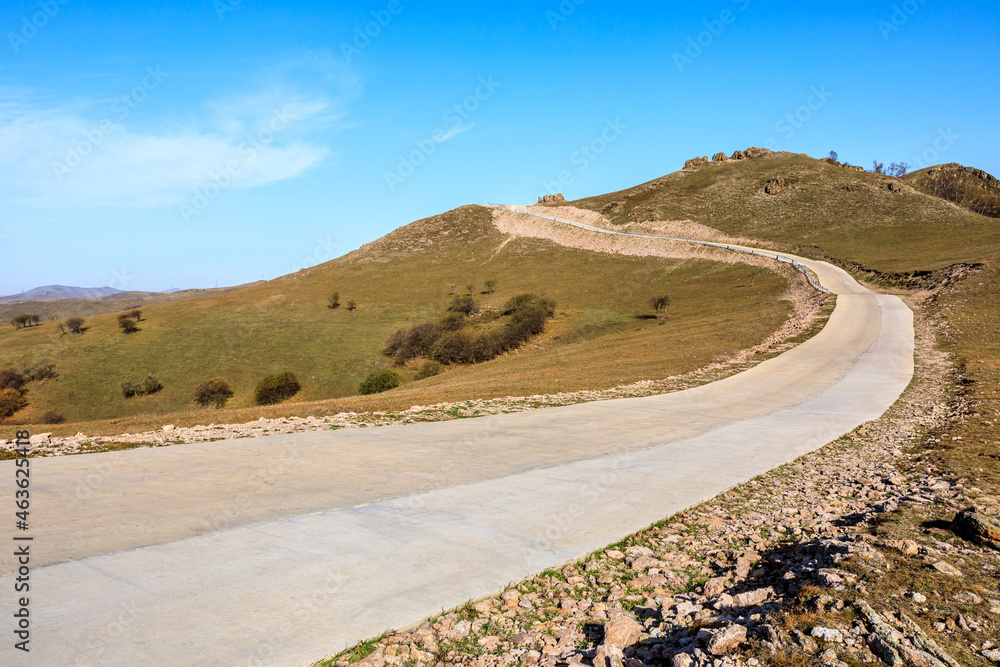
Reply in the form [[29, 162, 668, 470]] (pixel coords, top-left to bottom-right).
[[888, 162, 909, 178], [484, 279, 498, 294], [346, 299, 357, 311], [871, 160, 885, 175], [828, 151, 839, 162], [327, 291, 340, 310], [650, 295, 671, 319], [65, 317, 85, 334]]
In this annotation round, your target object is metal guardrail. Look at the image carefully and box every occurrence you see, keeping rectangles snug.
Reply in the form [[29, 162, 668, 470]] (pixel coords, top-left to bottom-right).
[[486, 204, 830, 294]]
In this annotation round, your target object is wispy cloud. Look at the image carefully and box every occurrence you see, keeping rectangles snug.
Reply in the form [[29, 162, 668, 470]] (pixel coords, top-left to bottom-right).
[[436, 122, 475, 143], [0, 52, 359, 209]]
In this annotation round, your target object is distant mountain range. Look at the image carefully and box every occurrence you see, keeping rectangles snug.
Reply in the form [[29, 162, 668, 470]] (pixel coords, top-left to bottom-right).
[[0, 285, 123, 304]]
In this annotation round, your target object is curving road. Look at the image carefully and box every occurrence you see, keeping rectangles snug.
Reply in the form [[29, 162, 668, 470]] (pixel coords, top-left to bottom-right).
[[0, 222, 913, 666]]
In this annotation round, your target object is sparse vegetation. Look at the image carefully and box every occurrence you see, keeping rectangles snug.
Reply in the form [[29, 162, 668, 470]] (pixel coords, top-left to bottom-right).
[[346, 299, 357, 311], [912, 166, 1000, 218], [414, 360, 443, 380], [117, 313, 139, 334], [121, 376, 163, 398], [254, 372, 301, 405], [327, 292, 340, 310], [10, 314, 40, 329], [0, 367, 27, 392], [40, 409, 65, 424], [358, 369, 402, 395], [385, 292, 557, 367], [483, 279, 497, 294], [65, 317, 85, 334], [650, 294, 671, 319], [194, 377, 235, 408], [0, 388, 26, 420]]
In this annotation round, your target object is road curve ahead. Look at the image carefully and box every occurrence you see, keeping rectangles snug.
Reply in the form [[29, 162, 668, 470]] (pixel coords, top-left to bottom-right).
[[1, 243, 913, 666]]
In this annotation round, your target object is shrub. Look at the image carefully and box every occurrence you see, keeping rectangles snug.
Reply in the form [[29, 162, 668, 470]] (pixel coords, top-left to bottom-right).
[[194, 377, 235, 408], [10, 314, 40, 329], [65, 317, 85, 334], [346, 299, 357, 311], [118, 314, 139, 334], [121, 376, 162, 398], [484, 279, 497, 294], [651, 295, 671, 319], [327, 292, 340, 310], [431, 330, 473, 365], [439, 311, 467, 331], [414, 361, 443, 380], [255, 372, 301, 405], [0, 368, 27, 392], [141, 376, 162, 395], [123, 309, 142, 321], [383, 329, 405, 357], [449, 295, 479, 316], [501, 293, 538, 315], [40, 410, 65, 424], [358, 369, 402, 395], [0, 389, 26, 420], [23, 361, 56, 382]]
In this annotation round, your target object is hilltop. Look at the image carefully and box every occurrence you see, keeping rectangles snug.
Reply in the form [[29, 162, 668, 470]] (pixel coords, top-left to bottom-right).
[[571, 148, 1000, 272]]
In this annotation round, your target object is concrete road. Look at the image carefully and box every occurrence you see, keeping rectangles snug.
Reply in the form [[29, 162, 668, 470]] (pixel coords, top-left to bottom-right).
[[0, 248, 913, 666]]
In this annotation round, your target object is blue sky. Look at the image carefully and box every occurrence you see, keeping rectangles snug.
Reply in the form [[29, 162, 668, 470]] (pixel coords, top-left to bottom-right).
[[1, 0, 997, 294]]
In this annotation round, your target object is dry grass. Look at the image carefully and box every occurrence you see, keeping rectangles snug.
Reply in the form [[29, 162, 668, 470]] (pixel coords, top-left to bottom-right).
[[0, 206, 797, 435], [573, 154, 1000, 272]]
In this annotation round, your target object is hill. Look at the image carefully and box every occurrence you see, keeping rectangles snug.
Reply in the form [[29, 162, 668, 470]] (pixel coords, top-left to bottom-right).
[[571, 149, 1000, 273], [0, 285, 121, 303], [0, 284, 260, 323], [903, 162, 1000, 218], [0, 206, 797, 427]]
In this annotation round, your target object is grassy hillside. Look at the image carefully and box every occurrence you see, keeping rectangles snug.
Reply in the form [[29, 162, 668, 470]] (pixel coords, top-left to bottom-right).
[[0, 206, 796, 427], [0, 284, 257, 323], [573, 153, 1000, 272]]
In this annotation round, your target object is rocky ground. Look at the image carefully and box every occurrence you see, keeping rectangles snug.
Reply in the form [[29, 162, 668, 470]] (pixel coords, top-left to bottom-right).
[[313, 297, 999, 667]]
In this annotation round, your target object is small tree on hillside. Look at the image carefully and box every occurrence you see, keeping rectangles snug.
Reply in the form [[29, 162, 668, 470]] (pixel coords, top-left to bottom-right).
[[888, 162, 909, 178], [123, 309, 142, 321], [65, 317, 85, 334], [484, 279, 498, 294], [195, 377, 235, 408], [327, 292, 340, 310], [651, 295, 671, 319], [871, 160, 885, 175], [118, 314, 139, 334], [828, 151, 839, 162], [346, 299, 357, 311]]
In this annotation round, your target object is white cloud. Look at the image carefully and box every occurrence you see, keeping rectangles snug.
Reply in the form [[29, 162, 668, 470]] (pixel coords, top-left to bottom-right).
[[436, 122, 475, 143], [0, 54, 357, 208]]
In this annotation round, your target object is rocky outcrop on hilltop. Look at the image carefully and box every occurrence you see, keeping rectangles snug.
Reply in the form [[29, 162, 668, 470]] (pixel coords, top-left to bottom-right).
[[538, 194, 566, 204], [685, 147, 776, 170]]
